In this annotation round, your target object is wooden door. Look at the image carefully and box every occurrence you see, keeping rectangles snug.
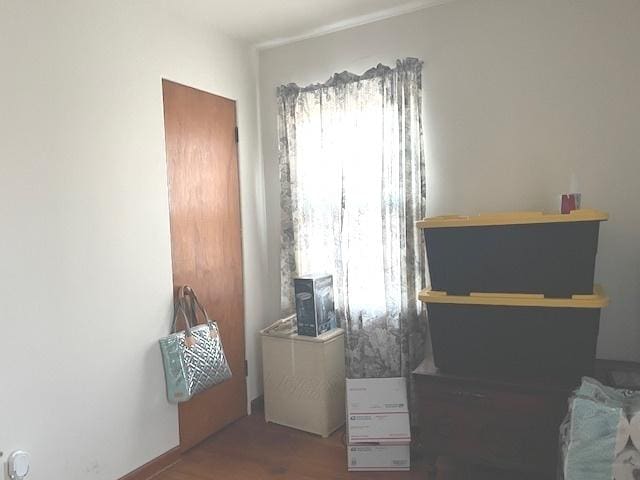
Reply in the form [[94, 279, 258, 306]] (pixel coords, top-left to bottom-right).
[[162, 79, 246, 451]]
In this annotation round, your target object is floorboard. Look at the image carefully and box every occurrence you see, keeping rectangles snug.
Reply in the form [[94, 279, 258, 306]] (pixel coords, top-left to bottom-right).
[[153, 414, 540, 480]]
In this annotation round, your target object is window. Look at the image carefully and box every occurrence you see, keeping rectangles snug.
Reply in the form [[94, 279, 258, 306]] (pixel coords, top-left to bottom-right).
[[277, 59, 426, 377]]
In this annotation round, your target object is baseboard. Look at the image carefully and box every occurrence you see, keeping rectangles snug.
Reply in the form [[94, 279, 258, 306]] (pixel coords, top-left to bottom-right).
[[250, 395, 264, 414], [119, 446, 181, 480]]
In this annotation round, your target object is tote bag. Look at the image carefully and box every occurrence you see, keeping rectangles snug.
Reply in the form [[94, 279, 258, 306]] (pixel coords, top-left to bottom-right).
[[159, 286, 232, 403]]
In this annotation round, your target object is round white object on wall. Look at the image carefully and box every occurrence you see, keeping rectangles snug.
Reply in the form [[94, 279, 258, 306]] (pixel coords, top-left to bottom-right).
[[7, 450, 30, 480]]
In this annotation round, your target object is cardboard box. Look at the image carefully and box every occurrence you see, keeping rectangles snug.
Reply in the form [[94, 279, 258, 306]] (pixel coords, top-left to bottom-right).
[[346, 377, 408, 415], [294, 274, 336, 336], [347, 444, 410, 472], [347, 412, 411, 444], [346, 377, 411, 444]]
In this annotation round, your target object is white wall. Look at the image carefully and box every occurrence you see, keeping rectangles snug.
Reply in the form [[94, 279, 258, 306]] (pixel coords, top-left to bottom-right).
[[0, 1, 267, 479], [259, 0, 640, 361]]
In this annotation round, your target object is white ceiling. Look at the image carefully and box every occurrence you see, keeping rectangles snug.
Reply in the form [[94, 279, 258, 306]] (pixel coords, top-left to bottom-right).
[[170, 0, 450, 48]]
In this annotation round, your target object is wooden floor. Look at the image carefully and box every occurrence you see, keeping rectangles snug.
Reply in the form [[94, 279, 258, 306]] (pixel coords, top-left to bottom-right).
[[154, 414, 540, 480]]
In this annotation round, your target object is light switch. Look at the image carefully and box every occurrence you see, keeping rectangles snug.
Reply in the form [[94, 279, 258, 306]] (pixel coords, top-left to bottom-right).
[[8, 450, 30, 479]]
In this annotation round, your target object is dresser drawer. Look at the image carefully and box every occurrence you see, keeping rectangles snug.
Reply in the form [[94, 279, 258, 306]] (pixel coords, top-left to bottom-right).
[[415, 379, 562, 415]]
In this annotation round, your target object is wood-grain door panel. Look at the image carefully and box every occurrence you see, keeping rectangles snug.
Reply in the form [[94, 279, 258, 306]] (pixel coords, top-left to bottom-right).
[[162, 79, 246, 451]]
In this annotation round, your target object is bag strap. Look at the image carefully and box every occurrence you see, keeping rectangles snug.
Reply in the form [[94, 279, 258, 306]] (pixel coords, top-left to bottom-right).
[[182, 286, 218, 340], [170, 286, 193, 335], [183, 286, 212, 325]]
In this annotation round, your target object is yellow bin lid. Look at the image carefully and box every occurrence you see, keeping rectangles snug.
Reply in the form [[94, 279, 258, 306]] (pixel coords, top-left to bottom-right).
[[419, 285, 609, 309], [417, 209, 608, 229]]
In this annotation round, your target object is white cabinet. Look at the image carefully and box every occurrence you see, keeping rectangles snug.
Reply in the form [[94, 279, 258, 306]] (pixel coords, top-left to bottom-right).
[[260, 319, 345, 437]]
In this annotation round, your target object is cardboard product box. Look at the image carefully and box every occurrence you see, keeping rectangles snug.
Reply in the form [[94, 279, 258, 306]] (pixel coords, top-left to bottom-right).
[[346, 377, 409, 415], [347, 412, 411, 444], [294, 274, 336, 337], [347, 444, 410, 472], [346, 377, 411, 445]]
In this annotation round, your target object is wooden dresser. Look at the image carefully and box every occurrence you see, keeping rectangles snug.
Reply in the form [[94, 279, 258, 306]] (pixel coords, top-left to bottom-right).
[[412, 357, 575, 479]]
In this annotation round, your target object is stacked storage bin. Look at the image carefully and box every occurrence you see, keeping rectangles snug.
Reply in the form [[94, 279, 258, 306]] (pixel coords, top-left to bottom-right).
[[418, 209, 609, 381]]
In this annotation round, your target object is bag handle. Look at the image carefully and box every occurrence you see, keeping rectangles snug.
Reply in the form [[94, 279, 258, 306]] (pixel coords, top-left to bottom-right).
[[183, 285, 212, 325], [170, 286, 192, 333], [182, 285, 219, 340], [170, 287, 199, 347]]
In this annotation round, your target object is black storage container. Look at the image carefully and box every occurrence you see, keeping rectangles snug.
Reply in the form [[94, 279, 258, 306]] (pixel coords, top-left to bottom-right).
[[421, 287, 608, 381], [418, 209, 608, 298]]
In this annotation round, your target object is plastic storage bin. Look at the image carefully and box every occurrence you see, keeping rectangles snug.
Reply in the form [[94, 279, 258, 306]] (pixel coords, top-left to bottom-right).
[[420, 287, 609, 381], [260, 318, 345, 437], [418, 209, 608, 297]]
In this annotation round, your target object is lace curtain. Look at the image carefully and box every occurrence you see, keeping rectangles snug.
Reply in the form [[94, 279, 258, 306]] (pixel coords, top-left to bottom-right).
[[278, 58, 427, 378]]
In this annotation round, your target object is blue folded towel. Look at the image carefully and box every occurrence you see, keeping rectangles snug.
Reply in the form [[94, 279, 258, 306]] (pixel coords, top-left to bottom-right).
[[563, 396, 621, 480], [560, 377, 640, 480]]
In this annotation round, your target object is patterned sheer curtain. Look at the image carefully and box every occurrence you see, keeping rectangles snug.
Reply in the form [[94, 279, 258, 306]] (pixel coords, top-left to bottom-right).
[[278, 58, 427, 378]]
